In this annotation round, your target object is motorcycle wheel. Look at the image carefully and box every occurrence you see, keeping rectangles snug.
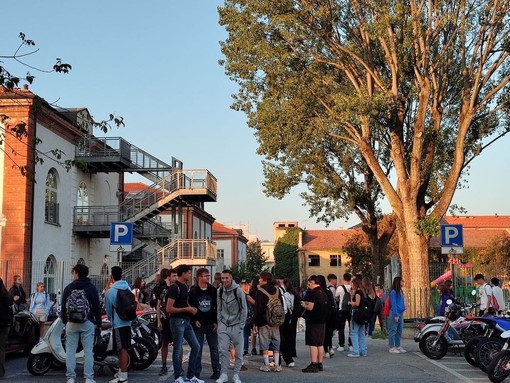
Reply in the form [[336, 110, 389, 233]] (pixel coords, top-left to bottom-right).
[[475, 337, 505, 373], [464, 336, 483, 367], [488, 350, 510, 383], [420, 331, 449, 359], [146, 324, 162, 350], [130, 336, 157, 370], [27, 353, 53, 376]]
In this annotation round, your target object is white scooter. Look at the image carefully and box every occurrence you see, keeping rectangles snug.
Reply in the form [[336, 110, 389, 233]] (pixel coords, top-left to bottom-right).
[[26, 316, 119, 376]]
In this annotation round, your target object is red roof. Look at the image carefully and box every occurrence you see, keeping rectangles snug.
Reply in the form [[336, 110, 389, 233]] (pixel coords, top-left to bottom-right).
[[124, 182, 149, 193], [212, 222, 241, 236], [442, 215, 510, 228], [429, 216, 510, 248], [301, 229, 357, 251]]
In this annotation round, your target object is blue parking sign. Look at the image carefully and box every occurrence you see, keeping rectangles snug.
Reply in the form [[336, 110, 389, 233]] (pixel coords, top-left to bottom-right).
[[441, 224, 463, 254], [110, 222, 133, 251]]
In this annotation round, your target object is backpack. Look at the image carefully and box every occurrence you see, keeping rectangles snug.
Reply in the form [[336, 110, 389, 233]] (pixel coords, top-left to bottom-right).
[[245, 300, 254, 326], [258, 286, 285, 327], [340, 285, 351, 312], [492, 293, 500, 311], [324, 288, 336, 321], [373, 295, 383, 313], [66, 288, 90, 323], [115, 288, 137, 321], [352, 291, 373, 325], [382, 295, 391, 317]]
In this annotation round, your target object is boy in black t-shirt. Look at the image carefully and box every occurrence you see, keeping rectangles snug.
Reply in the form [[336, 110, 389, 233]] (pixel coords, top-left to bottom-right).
[[166, 264, 203, 383], [189, 268, 220, 379]]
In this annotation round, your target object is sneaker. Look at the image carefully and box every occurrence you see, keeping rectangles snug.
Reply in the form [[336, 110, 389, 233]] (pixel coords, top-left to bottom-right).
[[324, 351, 330, 358], [67, 379, 75, 383], [259, 364, 271, 372], [274, 365, 282, 372], [301, 363, 319, 373], [318, 363, 323, 371], [240, 365, 248, 371], [251, 348, 257, 356], [109, 377, 128, 383], [397, 347, 407, 353], [159, 366, 168, 376], [243, 351, 249, 357], [210, 371, 221, 380], [336, 345, 344, 351], [389, 347, 401, 354], [329, 349, 335, 357], [347, 353, 360, 358], [175, 378, 186, 383], [232, 375, 241, 383], [215, 373, 228, 383], [287, 362, 295, 367], [189, 377, 204, 383]]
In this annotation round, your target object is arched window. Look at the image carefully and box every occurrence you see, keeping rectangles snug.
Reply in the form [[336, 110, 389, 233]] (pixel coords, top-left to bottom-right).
[[76, 181, 89, 224], [43, 255, 56, 295], [45, 169, 59, 224]]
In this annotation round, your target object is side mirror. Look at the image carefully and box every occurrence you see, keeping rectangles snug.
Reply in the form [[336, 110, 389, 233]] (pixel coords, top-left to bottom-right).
[[446, 299, 453, 305]]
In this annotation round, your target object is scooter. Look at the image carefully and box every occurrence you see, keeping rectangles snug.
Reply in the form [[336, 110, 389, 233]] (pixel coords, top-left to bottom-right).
[[26, 317, 120, 376], [417, 300, 482, 359], [7, 310, 40, 355]]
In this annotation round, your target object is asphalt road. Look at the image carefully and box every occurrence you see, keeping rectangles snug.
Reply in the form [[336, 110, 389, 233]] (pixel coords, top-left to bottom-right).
[[3, 331, 492, 383]]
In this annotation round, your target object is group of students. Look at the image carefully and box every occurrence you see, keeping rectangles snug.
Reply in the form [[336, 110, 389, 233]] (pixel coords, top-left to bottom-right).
[[148, 266, 304, 383], [296, 273, 407, 373]]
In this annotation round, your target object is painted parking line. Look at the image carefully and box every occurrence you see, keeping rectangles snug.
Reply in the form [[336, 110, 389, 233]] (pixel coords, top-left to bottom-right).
[[415, 352, 475, 383]]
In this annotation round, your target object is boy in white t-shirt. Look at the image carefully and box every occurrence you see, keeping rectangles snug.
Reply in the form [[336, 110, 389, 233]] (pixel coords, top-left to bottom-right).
[[474, 273, 493, 315]]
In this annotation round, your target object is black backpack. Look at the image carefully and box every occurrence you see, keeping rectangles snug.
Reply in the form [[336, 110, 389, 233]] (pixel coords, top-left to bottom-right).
[[115, 288, 137, 321], [352, 292, 373, 325], [340, 285, 351, 312]]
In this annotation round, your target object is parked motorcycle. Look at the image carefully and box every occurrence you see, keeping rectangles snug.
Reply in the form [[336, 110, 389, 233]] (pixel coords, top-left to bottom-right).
[[27, 317, 123, 376], [464, 316, 510, 372], [487, 329, 510, 383], [418, 300, 481, 359], [7, 310, 40, 355]]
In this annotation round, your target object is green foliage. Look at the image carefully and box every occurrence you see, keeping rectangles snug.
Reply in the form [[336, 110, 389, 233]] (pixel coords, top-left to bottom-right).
[[416, 216, 440, 238], [231, 240, 270, 281], [343, 231, 371, 277], [274, 227, 300, 287]]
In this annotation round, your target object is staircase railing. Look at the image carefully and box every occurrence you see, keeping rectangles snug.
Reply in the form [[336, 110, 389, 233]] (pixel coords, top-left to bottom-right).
[[159, 239, 217, 266]]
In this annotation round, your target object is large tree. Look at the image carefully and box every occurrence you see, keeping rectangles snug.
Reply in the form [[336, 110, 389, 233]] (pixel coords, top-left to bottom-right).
[[219, 0, 510, 314]]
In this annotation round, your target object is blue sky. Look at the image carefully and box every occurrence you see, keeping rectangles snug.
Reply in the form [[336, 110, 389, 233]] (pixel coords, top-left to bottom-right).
[[3, 1, 509, 241]]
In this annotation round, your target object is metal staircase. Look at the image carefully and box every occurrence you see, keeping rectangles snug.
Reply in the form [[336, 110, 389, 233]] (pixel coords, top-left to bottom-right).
[[122, 239, 217, 286], [75, 137, 174, 183], [73, 169, 217, 235]]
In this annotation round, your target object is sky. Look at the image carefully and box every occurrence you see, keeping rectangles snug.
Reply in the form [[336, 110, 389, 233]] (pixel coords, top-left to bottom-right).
[[3, 1, 510, 241]]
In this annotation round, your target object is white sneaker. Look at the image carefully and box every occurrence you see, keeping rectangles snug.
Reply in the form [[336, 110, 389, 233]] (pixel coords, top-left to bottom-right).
[[189, 377, 204, 383], [232, 374, 241, 383], [67, 379, 75, 383], [175, 377, 186, 383], [336, 345, 344, 351], [287, 362, 295, 367], [329, 349, 335, 356], [274, 365, 282, 372], [324, 351, 330, 358], [109, 377, 127, 383], [397, 347, 407, 353], [389, 347, 401, 354], [215, 373, 229, 383]]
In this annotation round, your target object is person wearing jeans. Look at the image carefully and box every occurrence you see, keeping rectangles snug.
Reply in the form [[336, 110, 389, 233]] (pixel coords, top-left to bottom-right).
[[189, 268, 221, 380], [61, 263, 102, 383], [166, 264, 204, 383], [388, 276, 406, 354], [347, 278, 367, 358]]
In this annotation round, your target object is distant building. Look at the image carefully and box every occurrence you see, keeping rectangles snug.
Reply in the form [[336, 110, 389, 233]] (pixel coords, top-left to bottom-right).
[[298, 229, 356, 286], [212, 222, 248, 270]]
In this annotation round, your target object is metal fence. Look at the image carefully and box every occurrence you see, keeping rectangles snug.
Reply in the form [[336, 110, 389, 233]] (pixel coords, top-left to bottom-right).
[[0, 260, 150, 299]]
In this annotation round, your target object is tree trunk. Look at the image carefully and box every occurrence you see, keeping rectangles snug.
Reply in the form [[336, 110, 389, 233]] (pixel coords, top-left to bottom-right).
[[398, 220, 431, 318]]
